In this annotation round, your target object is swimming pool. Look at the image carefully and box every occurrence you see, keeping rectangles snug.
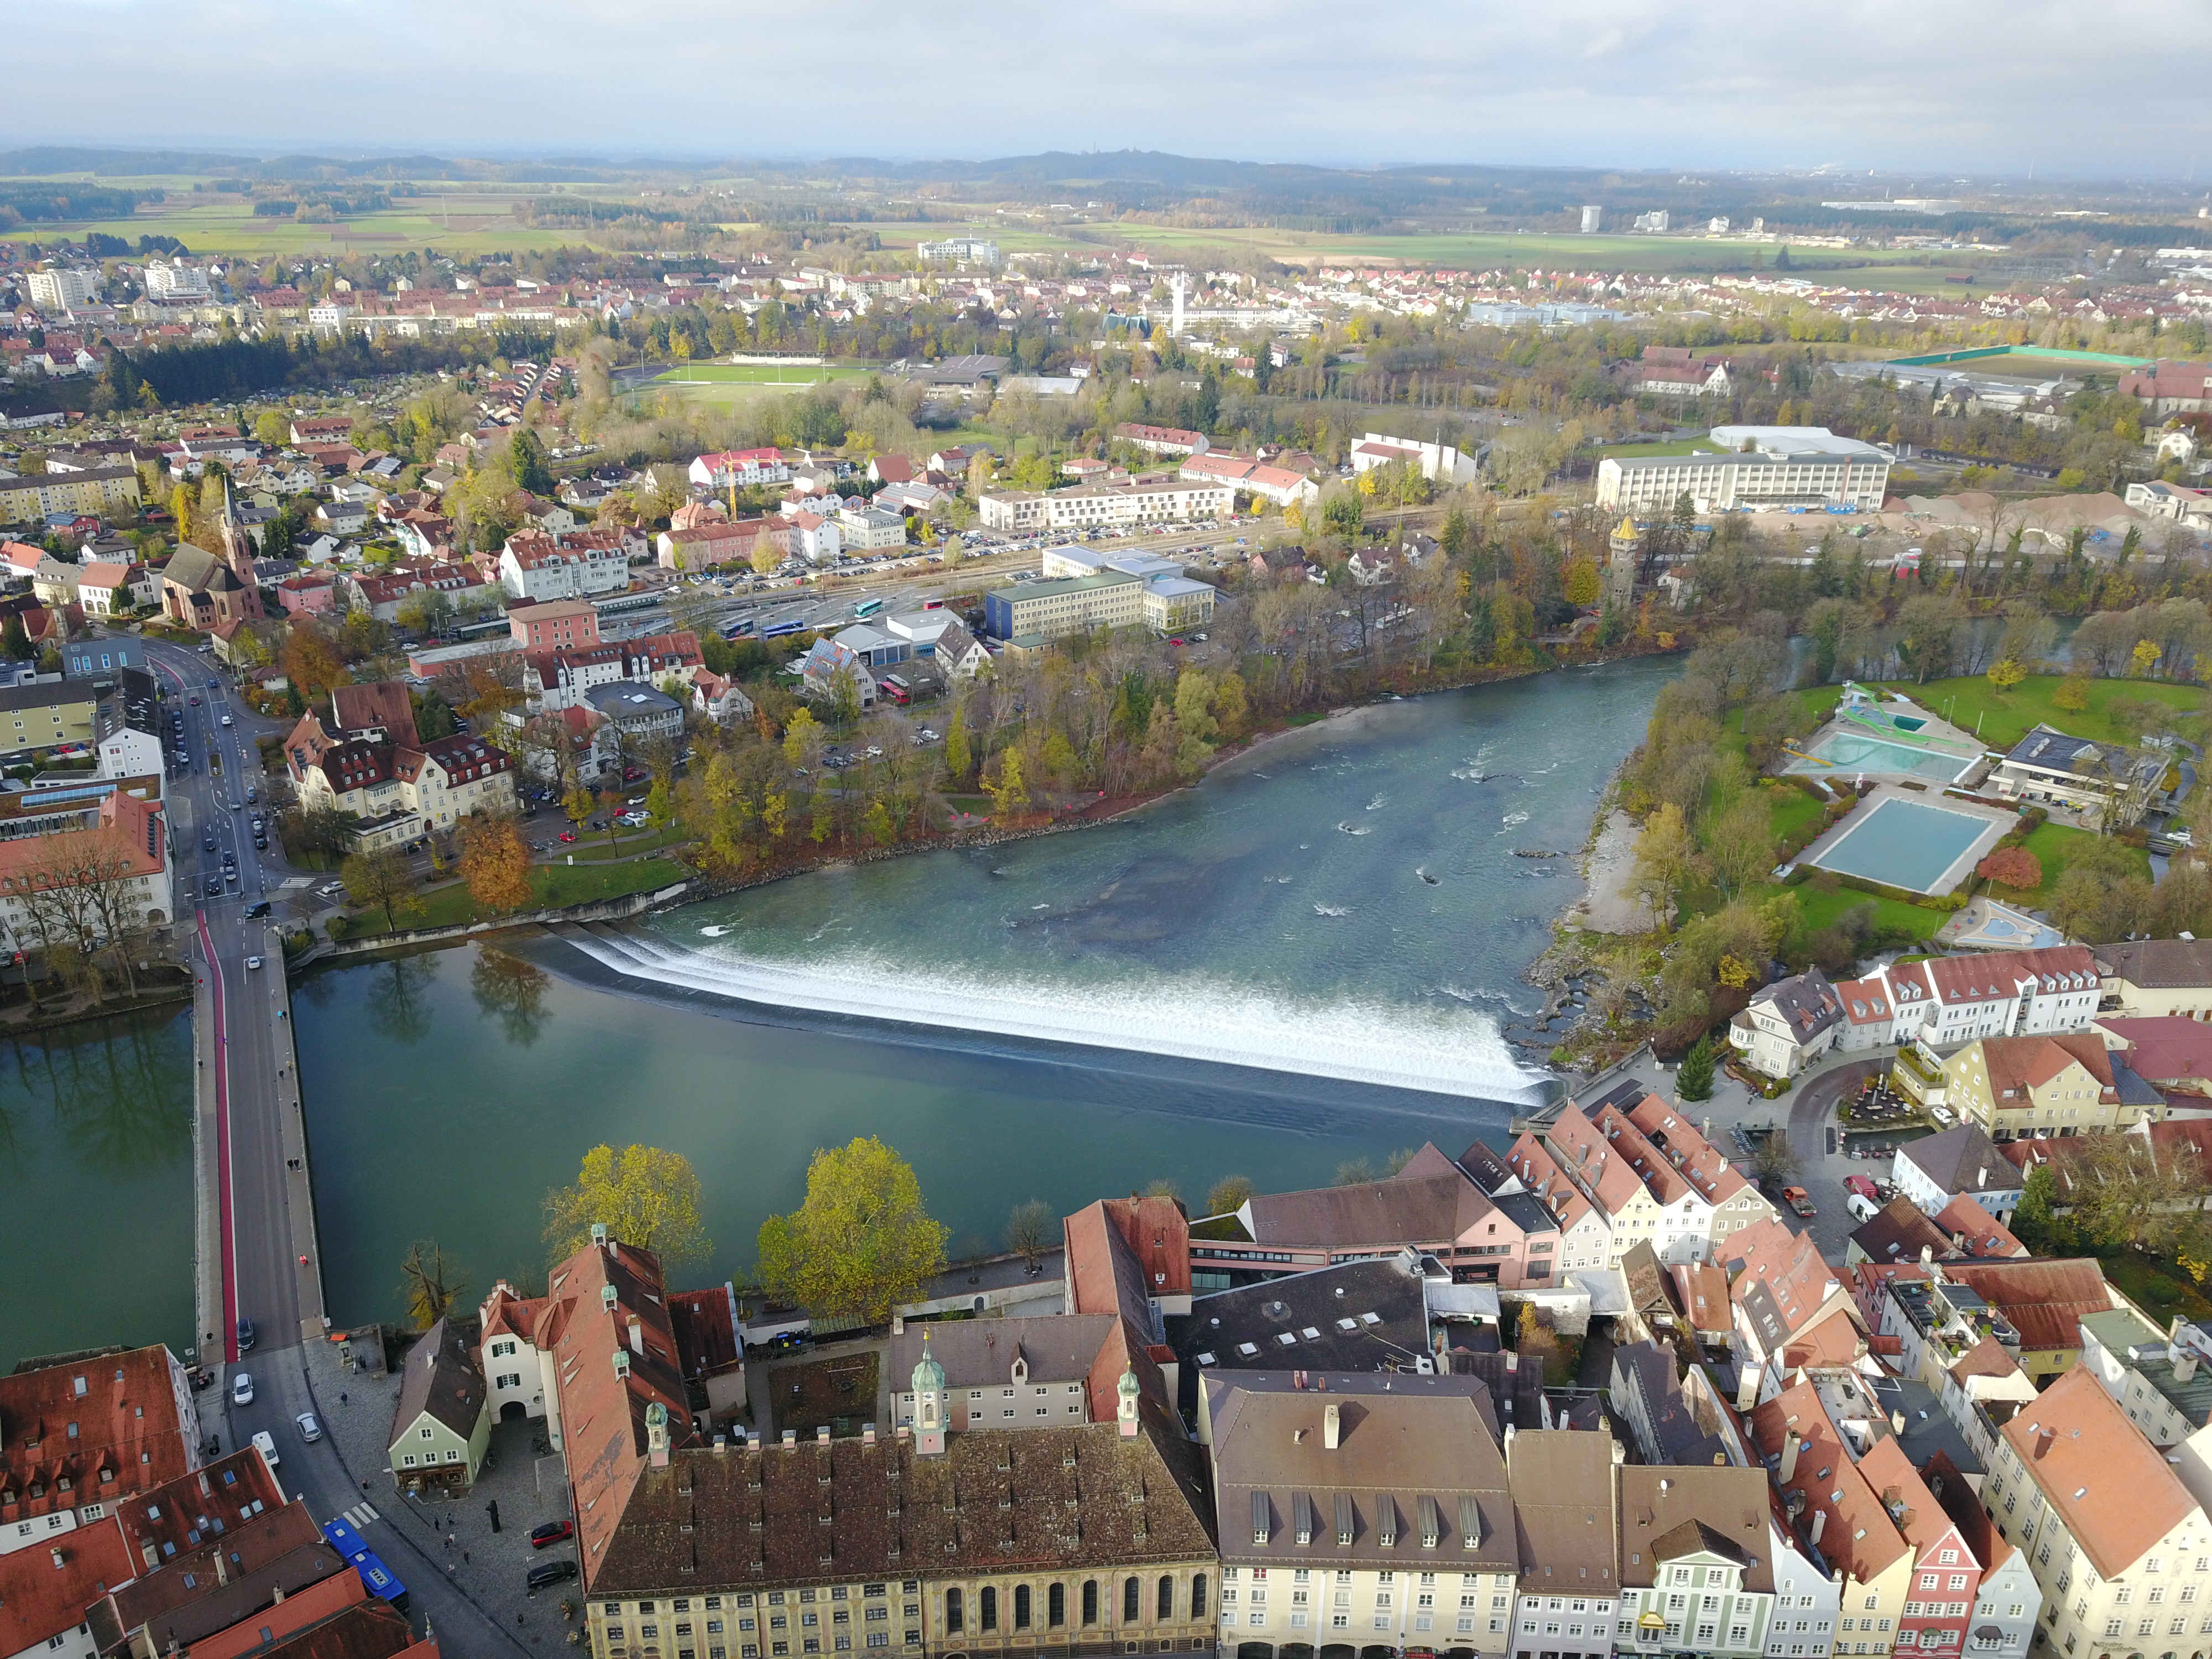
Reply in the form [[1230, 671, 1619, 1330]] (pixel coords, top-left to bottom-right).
[[1787, 731, 1979, 785], [1808, 796, 2004, 895]]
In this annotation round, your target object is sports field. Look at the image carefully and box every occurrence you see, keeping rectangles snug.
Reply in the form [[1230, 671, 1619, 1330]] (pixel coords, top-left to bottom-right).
[[640, 363, 874, 405], [0, 190, 594, 258]]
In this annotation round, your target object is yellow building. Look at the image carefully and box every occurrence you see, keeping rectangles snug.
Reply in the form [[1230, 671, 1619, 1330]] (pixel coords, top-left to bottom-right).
[[0, 465, 142, 525], [1944, 1032, 2161, 1144]]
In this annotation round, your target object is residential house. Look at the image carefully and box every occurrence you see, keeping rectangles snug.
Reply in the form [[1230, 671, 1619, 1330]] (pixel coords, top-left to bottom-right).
[[2077, 1306, 2212, 1448], [691, 667, 757, 727], [1844, 1194, 2024, 1270], [523, 630, 703, 714], [1172, 1256, 1434, 1404], [797, 637, 879, 709], [978, 478, 1234, 534], [888, 1318, 1117, 1434], [1729, 969, 1845, 1079], [284, 684, 516, 846], [386, 1317, 488, 1494], [1932, 1334, 2038, 1470], [0, 787, 174, 950], [2093, 1015, 2212, 1096], [74, 560, 153, 617], [1977, 1365, 2212, 1659], [1892, 1125, 2025, 1222], [1834, 947, 2104, 1055], [1936, 1259, 2122, 1383], [1541, 1089, 1755, 1266], [1619, 1094, 1781, 1248], [838, 505, 910, 551], [1488, 1134, 1615, 1276], [509, 597, 601, 653], [1944, 1032, 2162, 1143], [499, 529, 634, 601], [2097, 938, 2212, 1019], [1503, 1429, 1623, 1659], [656, 517, 788, 572], [1614, 1465, 1777, 1659], [1610, 1338, 1731, 1467], [1199, 1142, 1565, 1290], [1921, 1450, 2037, 1659], [1203, 1371, 1519, 1657], [687, 448, 790, 490], [1723, 1217, 1866, 1397], [583, 681, 685, 748]]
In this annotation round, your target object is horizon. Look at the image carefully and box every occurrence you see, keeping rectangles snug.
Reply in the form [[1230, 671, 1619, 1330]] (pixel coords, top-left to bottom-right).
[[17, 0, 2212, 181]]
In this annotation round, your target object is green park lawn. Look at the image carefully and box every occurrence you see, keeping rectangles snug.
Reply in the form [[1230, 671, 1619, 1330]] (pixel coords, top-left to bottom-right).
[[1817, 674, 2205, 754]]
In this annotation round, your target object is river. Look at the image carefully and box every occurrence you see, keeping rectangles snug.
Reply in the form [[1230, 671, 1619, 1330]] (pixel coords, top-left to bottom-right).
[[0, 1006, 195, 1369], [1, 656, 1675, 1344]]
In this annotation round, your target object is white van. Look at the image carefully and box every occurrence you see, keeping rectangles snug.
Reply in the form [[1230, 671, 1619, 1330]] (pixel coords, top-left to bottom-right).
[[252, 1430, 279, 1470]]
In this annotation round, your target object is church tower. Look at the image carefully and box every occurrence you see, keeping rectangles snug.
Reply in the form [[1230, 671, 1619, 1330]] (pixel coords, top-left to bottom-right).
[[912, 1331, 948, 1457], [1116, 1365, 1141, 1438]]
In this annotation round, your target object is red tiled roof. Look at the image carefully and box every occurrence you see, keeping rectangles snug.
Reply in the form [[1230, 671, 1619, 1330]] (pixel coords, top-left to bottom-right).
[[1979, 1031, 2114, 1101], [0, 1514, 139, 1656], [1747, 1379, 1907, 1582], [2001, 1364, 2197, 1578], [1939, 1259, 2115, 1352]]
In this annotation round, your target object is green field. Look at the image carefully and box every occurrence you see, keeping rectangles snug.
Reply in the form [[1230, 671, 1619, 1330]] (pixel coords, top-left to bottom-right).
[[0, 190, 595, 258], [1593, 439, 1726, 459], [1813, 675, 2207, 754]]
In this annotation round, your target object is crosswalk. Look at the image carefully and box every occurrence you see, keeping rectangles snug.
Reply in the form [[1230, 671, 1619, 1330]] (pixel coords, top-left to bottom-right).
[[341, 1502, 380, 1529]]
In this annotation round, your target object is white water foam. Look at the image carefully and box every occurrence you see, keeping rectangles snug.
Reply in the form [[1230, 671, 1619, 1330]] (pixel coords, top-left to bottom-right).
[[567, 930, 1546, 1104]]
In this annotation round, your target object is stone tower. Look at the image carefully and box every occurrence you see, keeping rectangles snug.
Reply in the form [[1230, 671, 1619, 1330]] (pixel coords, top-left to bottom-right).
[[1605, 512, 1640, 609], [912, 1330, 948, 1457]]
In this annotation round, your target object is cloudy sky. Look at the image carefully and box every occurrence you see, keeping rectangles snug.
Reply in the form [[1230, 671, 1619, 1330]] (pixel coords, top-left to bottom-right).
[[24, 0, 2212, 178]]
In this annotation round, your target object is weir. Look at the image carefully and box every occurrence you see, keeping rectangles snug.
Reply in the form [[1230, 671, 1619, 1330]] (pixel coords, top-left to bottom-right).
[[564, 924, 1548, 1104]]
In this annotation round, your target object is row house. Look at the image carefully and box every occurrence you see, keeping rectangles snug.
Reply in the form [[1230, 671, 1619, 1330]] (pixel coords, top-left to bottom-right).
[[658, 517, 790, 572], [1835, 948, 2100, 1055], [1203, 1371, 1520, 1658], [1540, 1084, 1777, 1267], [343, 561, 489, 624]]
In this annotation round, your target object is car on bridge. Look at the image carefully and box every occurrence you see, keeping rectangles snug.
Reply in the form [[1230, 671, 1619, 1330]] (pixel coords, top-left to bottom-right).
[[236, 1316, 255, 1352]]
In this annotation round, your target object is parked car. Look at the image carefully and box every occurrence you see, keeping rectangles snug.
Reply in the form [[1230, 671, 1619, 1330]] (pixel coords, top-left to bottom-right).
[[530, 1520, 575, 1548], [526, 1560, 578, 1593], [232, 1371, 254, 1406], [1781, 1185, 1817, 1218], [296, 1411, 321, 1443], [251, 1430, 279, 1469], [236, 1316, 255, 1352], [1843, 1175, 1879, 1202], [558, 830, 577, 843]]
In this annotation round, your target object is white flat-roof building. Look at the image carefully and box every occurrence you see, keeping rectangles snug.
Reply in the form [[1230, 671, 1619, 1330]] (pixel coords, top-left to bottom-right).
[[1596, 426, 1891, 513]]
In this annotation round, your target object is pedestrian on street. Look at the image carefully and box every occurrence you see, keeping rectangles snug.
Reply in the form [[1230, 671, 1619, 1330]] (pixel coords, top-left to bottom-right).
[[340, 1391, 347, 1405], [464, 1550, 471, 1563]]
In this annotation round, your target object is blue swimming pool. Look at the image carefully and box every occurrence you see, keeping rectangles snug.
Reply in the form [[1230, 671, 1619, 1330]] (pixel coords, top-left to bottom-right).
[[1809, 797, 2000, 895], [1787, 730, 1978, 785]]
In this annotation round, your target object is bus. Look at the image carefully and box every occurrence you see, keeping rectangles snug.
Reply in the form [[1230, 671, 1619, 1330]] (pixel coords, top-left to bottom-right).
[[761, 618, 811, 639], [719, 617, 757, 640], [852, 598, 885, 620], [321, 1517, 409, 1613], [880, 675, 912, 706]]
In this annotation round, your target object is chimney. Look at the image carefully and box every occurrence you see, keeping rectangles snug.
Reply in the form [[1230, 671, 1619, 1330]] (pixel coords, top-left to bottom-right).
[[1809, 1510, 1826, 1546], [628, 1315, 644, 1355], [864, 1423, 878, 1446], [1920, 1244, 1933, 1266], [2179, 1352, 2201, 1385], [817, 1425, 831, 1446], [271, 1585, 285, 1604], [1324, 1402, 1342, 1450], [1778, 1432, 1801, 1484]]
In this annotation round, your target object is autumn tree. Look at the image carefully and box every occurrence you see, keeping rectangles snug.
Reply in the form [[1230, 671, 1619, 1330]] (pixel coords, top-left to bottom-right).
[[341, 847, 424, 932], [1976, 847, 2044, 893], [1206, 1175, 1255, 1215], [755, 1136, 949, 1322], [281, 622, 349, 708], [985, 747, 1030, 821], [544, 1142, 713, 1265], [458, 813, 535, 914], [1986, 657, 2028, 694], [1630, 801, 1699, 928]]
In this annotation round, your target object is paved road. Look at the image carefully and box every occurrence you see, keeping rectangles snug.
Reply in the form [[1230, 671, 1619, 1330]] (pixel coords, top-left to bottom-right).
[[139, 637, 521, 1648]]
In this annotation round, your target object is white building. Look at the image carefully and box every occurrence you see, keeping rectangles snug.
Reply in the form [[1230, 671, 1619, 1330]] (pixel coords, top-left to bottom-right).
[[1349, 432, 1479, 484], [1832, 947, 2102, 1056], [977, 477, 1234, 534], [1595, 427, 1891, 513], [497, 530, 632, 602], [143, 260, 213, 301], [25, 268, 101, 311], [837, 504, 909, 550]]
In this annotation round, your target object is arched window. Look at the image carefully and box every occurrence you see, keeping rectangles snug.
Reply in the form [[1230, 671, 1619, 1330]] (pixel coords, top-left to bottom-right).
[[1014, 1586, 1031, 1631], [1124, 1577, 1142, 1624], [1048, 1584, 1067, 1629], [1158, 1577, 1175, 1621], [1192, 1575, 1208, 1620], [980, 1587, 999, 1634], [945, 1590, 964, 1635], [1082, 1580, 1099, 1626]]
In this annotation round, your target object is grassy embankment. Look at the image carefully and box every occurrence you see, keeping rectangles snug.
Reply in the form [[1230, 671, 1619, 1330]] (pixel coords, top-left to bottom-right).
[[336, 857, 687, 938]]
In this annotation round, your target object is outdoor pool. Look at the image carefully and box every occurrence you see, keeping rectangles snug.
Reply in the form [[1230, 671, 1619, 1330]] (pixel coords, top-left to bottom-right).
[[1787, 731, 1979, 785], [1808, 796, 2006, 895]]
